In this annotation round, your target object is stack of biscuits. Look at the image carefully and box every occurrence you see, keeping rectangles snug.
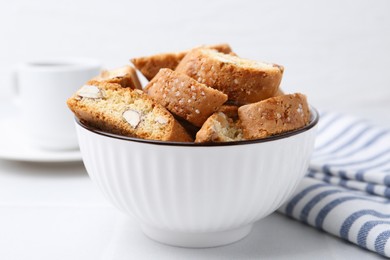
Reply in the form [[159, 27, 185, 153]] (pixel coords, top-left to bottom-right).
[[67, 44, 311, 143]]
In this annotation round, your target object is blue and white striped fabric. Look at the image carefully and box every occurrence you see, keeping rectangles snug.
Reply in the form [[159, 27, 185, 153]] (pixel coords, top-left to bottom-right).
[[278, 112, 390, 257]]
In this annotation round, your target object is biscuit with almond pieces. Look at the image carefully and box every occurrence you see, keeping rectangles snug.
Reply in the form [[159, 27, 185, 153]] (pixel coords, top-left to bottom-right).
[[195, 112, 243, 143], [67, 81, 192, 142]]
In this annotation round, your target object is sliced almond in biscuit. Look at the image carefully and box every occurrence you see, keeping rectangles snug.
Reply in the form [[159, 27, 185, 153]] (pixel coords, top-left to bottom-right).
[[155, 116, 168, 125], [76, 85, 104, 99], [123, 109, 141, 128]]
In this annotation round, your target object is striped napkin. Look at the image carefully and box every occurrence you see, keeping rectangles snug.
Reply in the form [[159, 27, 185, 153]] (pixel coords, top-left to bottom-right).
[[278, 112, 390, 257]]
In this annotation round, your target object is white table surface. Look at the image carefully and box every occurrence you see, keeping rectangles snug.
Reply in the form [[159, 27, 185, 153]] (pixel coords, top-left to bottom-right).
[[0, 101, 387, 260]]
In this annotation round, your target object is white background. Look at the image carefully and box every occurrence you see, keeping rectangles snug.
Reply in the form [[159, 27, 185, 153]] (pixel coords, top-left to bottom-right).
[[0, 1, 389, 259], [1, 0, 390, 125]]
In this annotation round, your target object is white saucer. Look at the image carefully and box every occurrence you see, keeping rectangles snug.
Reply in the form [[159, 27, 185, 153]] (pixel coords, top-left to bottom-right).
[[0, 113, 82, 163]]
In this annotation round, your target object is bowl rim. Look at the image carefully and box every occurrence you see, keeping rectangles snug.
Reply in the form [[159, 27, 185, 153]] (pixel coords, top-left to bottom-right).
[[75, 106, 319, 147]]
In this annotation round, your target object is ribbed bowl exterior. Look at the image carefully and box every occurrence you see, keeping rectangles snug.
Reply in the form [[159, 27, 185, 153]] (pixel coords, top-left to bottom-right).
[[76, 123, 316, 234]]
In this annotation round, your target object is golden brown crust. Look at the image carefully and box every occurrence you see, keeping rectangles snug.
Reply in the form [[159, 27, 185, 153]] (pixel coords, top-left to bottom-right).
[[195, 112, 243, 143], [175, 48, 284, 105], [238, 93, 310, 140], [67, 81, 192, 142], [131, 43, 232, 81], [145, 68, 228, 127], [90, 65, 142, 90]]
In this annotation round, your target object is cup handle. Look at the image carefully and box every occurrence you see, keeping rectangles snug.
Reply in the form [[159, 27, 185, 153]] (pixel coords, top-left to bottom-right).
[[11, 69, 21, 107]]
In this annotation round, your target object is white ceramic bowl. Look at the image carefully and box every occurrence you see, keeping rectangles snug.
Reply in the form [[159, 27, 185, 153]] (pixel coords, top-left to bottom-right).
[[75, 108, 319, 248]]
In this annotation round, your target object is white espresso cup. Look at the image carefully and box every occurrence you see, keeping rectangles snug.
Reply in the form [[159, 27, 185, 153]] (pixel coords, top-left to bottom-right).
[[15, 58, 101, 150]]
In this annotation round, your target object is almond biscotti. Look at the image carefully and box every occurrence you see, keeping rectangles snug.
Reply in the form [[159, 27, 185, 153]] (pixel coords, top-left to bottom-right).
[[91, 65, 142, 90], [175, 48, 284, 105], [67, 81, 192, 142], [145, 68, 228, 127], [238, 93, 310, 140], [195, 112, 243, 143], [131, 43, 232, 81]]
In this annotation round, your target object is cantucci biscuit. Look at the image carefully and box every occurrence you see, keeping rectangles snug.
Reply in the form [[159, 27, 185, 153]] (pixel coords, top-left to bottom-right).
[[67, 81, 192, 142], [195, 112, 243, 143], [131, 43, 232, 81], [176, 48, 284, 105], [90, 65, 142, 90], [238, 93, 310, 140], [145, 68, 228, 127]]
